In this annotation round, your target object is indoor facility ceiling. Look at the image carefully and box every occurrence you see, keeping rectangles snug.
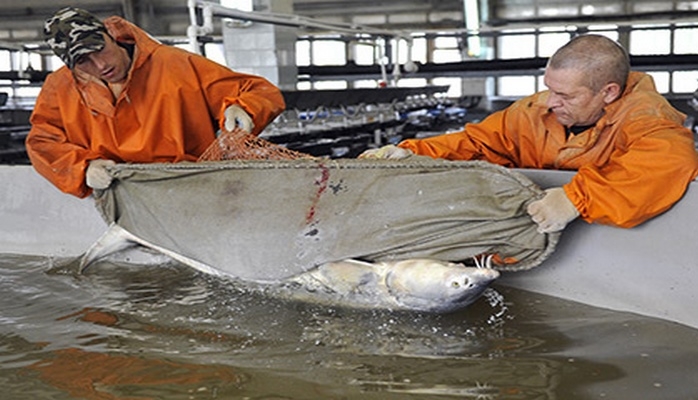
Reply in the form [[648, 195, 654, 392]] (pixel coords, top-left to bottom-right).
[[0, 0, 464, 48], [1, 0, 697, 49]]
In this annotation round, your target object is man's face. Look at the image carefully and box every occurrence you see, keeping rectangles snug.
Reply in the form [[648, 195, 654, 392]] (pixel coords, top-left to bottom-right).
[[543, 67, 610, 127], [73, 34, 131, 83]]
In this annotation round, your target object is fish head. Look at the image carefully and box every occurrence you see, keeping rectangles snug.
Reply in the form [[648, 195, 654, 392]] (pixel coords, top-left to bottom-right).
[[383, 259, 500, 313]]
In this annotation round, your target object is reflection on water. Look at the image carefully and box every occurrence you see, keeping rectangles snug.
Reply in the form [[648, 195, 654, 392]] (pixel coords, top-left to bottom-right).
[[1, 253, 697, 400]]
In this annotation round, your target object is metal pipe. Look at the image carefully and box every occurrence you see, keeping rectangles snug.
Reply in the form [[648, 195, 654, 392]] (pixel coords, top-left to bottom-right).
[[464, 0, 482, 57], [194, 0, 408, 41], [186, 0, 200, 54], [201, 4, 214, 35]]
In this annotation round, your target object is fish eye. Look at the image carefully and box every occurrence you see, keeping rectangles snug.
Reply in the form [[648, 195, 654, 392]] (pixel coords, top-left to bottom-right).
[[451, 281, 460, 288]]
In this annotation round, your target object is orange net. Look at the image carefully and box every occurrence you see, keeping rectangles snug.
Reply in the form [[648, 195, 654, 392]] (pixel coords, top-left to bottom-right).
[[198, 127, 312, 162]]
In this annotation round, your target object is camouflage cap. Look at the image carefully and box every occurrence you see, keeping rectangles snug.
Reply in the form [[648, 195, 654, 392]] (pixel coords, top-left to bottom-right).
[[44, 7, 106, 68]]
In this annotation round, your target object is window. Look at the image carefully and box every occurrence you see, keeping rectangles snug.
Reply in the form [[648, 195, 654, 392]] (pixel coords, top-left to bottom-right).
[[674, 27, 698, 54], [433, 49, 461, 63], [406, 36, 427, 64], [498, 31, 536, 59], [649, 72, 670, 94], [354, 79, 379, 88], [630, 27, 671, 55], [396, 77, 428, 88], [296, 40, 311, 66], [498, 76, 536, 97], [353, 42, 376, 65], [586, 26, 619, 41], [203, 43, 227, 66], [313, 80, 347, 90], [433, 35, 461, 63], [672, 71, 698, 94], [311, 40, 346, 66], [538, 30, 573, 57], [0, 50, 10, 70]]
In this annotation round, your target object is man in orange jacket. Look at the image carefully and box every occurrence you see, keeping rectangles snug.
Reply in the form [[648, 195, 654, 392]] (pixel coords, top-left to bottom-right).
[[27, 7, 285, 198], [362, 34, 698, 233]]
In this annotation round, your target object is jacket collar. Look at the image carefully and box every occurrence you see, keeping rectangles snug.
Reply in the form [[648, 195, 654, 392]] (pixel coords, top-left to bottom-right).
[[103, 16, 160, 75], [598, 71, 651, 126]]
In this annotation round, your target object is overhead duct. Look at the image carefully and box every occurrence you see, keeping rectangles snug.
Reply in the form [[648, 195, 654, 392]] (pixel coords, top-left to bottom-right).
[[464, 0, 482, 57]]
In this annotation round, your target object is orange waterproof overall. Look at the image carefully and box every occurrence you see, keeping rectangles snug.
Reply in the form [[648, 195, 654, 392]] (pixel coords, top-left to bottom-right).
[[399, 72, 698, 228], [27, 16, 285, 198]]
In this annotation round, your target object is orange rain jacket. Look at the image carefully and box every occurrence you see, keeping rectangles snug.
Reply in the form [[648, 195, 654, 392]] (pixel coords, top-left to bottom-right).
[[27, 16, 285, 198], [399, 71, 698, 228]]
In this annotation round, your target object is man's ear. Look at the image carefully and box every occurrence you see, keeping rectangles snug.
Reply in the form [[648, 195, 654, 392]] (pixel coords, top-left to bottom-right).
[[602, 82, 622, 104]]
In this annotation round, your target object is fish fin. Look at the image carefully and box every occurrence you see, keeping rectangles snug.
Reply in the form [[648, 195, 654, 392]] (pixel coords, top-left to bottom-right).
[[79, 223, 140, 273], [80, 223, 223, 277], [473, 254, 494, 269]]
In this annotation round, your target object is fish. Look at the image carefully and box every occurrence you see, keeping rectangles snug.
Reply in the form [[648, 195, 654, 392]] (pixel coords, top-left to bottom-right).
[[79, 223, 499, 313], [277, 257, 499, 313]]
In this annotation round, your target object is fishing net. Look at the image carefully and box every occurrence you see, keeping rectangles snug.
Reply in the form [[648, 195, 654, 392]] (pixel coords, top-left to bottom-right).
[[96, 157, 559, 282], [89, 122, 562, 282], [198, 127, 311, 161]]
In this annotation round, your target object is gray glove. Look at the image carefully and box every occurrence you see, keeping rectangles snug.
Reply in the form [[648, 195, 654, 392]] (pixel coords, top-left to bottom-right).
[[224, 105, 254, 132], [86, 159, 116, 190], [527, 187, 580, 233], [359, 145, 413, 160]]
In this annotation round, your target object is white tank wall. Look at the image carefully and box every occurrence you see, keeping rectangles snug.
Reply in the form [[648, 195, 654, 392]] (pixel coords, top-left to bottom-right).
[[0, 165, 106, 257]]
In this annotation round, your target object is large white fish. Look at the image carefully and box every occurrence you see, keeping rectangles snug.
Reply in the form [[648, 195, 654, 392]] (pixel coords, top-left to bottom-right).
[[80, 223, 499, 312], [277, 258, 499, 312]]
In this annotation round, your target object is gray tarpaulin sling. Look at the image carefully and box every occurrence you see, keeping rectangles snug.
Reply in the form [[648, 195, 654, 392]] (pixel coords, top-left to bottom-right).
[[94, 157, 559, 282]]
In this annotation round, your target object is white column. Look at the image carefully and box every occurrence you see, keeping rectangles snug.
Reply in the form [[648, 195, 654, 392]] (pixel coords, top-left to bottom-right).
[[222, 0, 298, 90]]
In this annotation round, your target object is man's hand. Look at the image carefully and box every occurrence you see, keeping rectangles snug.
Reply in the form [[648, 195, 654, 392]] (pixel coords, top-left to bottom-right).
[[527, 187, 580, 233], [359, 145, 413, 160], [86, 159, 116, 190], [224, 105, 254, 133]]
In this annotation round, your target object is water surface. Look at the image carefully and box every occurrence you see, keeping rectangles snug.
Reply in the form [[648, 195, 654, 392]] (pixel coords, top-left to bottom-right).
[[1, 254, 697, 399]]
